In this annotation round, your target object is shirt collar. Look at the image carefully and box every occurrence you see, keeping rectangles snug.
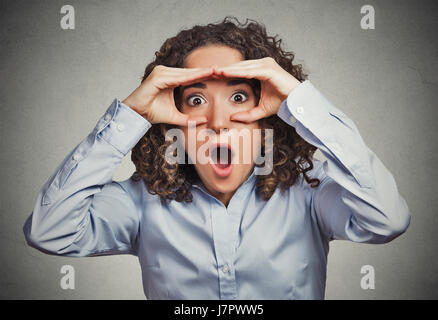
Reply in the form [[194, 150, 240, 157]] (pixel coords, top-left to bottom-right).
[[192, 168, 257, 194]]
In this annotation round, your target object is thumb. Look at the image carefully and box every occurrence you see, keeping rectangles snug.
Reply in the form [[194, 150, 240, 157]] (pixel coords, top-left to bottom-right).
[[169, 110, 208, 127], [230, 107, 267, 123]]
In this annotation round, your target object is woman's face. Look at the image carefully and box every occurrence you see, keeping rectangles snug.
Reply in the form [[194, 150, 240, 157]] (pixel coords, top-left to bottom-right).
[[178, 44, 261, 205]]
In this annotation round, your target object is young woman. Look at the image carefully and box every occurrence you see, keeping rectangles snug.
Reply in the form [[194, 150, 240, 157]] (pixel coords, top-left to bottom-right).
[[23, 17, 411, 299]]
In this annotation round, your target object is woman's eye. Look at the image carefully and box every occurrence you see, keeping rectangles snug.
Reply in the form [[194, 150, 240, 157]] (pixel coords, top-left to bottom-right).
[[186, 92, 248, 106], [187, 95, 206, 106], [230, 92, 248, 104]]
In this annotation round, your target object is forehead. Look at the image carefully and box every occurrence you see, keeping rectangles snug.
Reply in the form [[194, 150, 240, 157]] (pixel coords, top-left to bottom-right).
[[184, 44, 244, 68]]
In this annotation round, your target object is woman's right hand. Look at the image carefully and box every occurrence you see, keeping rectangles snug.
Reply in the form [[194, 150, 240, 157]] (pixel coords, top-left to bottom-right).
[[122, 65, 215, 126]]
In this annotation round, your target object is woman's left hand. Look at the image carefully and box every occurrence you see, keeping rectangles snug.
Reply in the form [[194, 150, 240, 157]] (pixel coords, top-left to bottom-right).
[[213, 57, 301, 122]]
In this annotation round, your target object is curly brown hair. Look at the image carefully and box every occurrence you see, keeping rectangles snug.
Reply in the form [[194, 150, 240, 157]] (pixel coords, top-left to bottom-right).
[[131, 16, 320, 203]]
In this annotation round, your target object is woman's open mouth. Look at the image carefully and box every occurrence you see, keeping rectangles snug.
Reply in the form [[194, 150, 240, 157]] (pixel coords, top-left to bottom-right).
[[209, 143, 234, 178]]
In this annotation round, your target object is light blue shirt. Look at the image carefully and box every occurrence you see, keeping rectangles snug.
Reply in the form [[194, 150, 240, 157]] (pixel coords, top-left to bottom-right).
[[23, 80, 411, 299]]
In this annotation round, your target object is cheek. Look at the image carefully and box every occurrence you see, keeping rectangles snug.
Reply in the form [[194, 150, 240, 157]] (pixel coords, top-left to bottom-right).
[[251, 128, 262, 162], [180, 127, 206, 164], [180, 105, 191, 114], [236, 125, 261, 164], [181, 104, 206, 115], [252, 129, 262, 155], [178, 127, 190, 157]]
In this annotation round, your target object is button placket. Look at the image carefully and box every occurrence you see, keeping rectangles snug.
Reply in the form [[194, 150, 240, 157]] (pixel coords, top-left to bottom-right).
[[210, 202, 238, 299], [221, 264, 230, 273]]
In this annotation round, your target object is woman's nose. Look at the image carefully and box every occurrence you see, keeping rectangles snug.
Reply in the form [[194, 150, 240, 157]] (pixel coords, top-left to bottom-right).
[[207, 102, 231, 134]]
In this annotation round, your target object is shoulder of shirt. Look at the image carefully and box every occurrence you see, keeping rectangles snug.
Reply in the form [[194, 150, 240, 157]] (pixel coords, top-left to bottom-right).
[[115, 173, 155, 205]]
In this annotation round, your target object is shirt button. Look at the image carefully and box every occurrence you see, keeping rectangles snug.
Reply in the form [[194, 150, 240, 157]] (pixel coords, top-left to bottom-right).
[[104, 114, 111, 121], [117, 123, 125, 131], [289, 115, 297, 123], [73, 153, 81, 161], [221, 264, 230, 273], [297, 106, 304, 114]]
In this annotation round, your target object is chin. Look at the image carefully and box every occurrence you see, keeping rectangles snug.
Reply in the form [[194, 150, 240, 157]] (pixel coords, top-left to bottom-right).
[[208, 176, 240, 194], [199, 164, 251, 194]]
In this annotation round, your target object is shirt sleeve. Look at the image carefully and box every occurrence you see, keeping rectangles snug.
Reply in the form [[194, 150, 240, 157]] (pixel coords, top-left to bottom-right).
[[23, 99, 152, 256], [277, 80, 411, 243]]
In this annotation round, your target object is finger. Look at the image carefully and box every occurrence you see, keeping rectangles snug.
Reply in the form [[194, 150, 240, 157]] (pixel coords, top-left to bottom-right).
[[215, 59, 262, 68], [186, 115, 209, 126], [214, 65, 271, 81], [230, 107, 268, 123], [177, 66, 215, 79], [177, 73, 216, 86], [166, 67, 224, 83], [165, 69, 230, 88], [213, 59, 264, 72], [215, 64, 264, 74], [209, 73, 227, 80], [174, 67, 214, 82], [167, 111, 208, 127], [166, 67, 214, 77], [157, 68, 214, 89], [160, 66, 211, 74]]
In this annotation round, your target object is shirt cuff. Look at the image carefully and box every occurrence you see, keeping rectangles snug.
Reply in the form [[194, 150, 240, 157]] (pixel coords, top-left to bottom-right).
[[277, 80, 331, 128], [95, 98, 152, 155]]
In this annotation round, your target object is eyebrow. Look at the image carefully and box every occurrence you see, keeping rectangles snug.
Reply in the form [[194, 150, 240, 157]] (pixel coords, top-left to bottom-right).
[[179, 78, 256, 96]]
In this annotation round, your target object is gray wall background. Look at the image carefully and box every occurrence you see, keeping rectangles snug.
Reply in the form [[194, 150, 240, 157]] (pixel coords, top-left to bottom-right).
[[0, 0, 436, 299]]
